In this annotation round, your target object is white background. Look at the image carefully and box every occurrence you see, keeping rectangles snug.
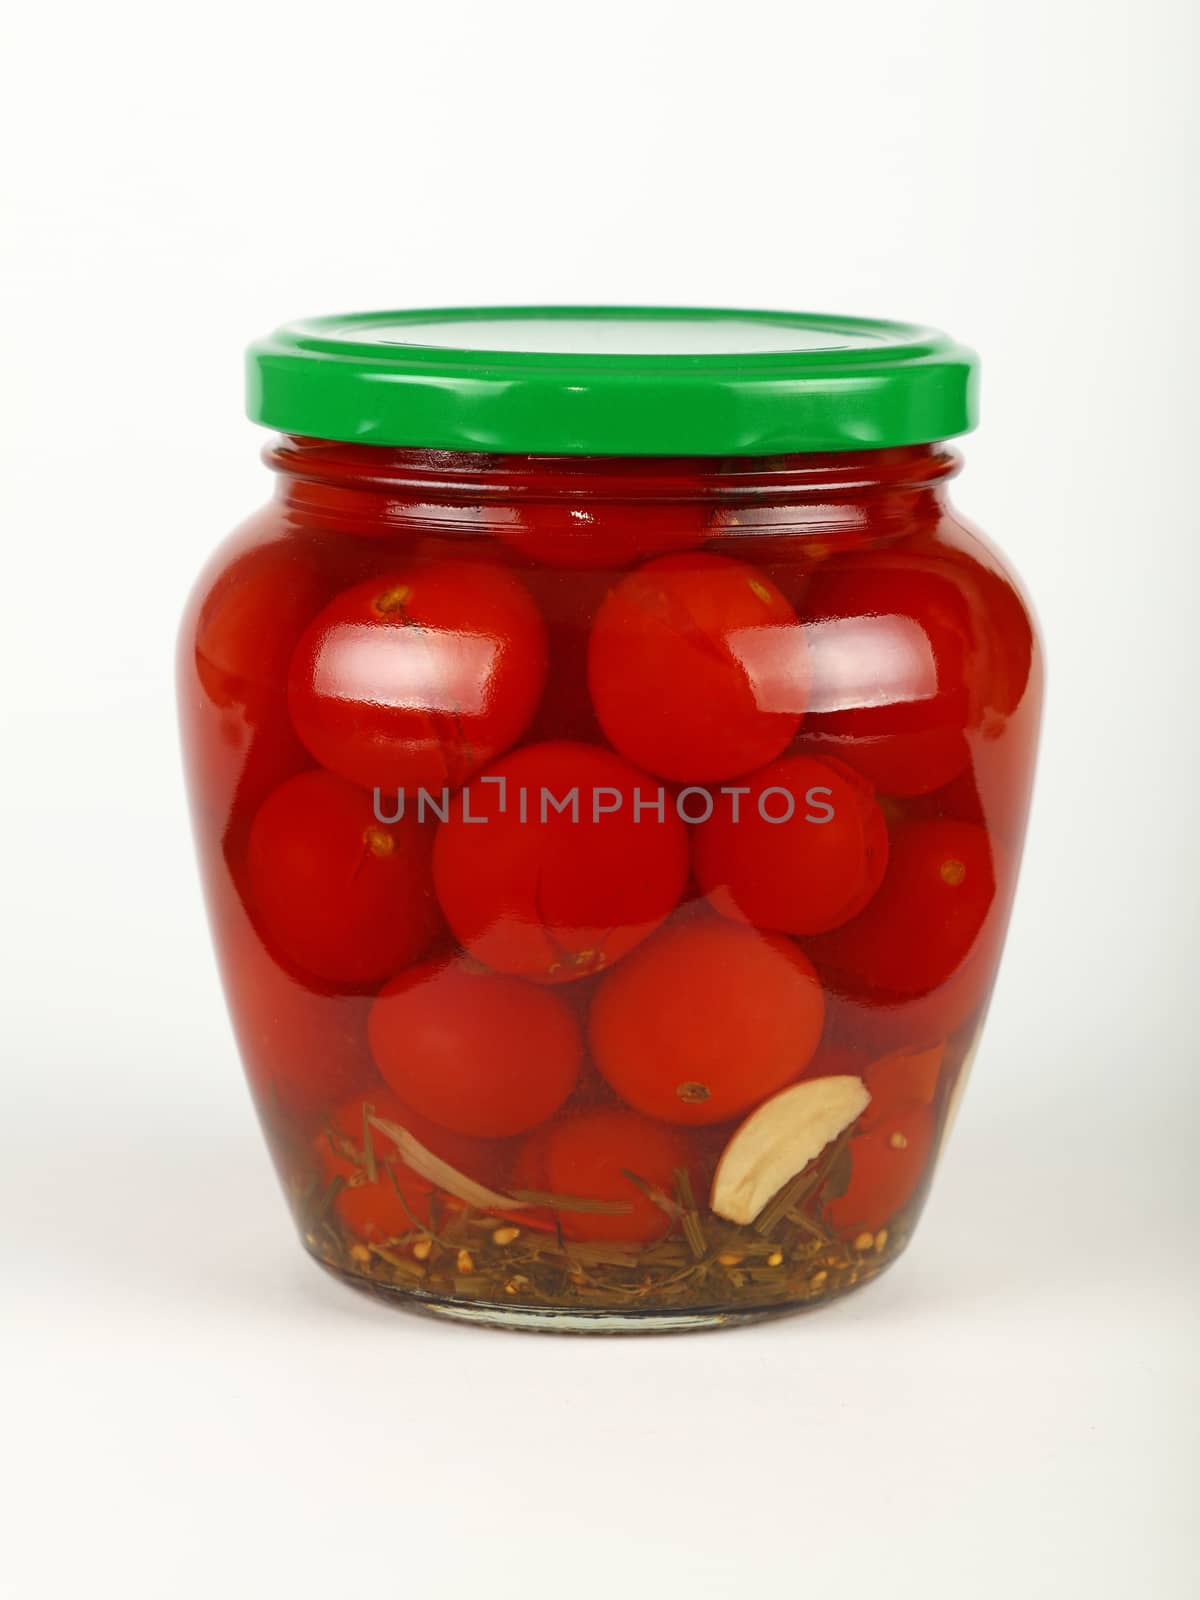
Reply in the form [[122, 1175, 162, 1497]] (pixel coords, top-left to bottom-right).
[[2, 2, 1196, 1596]]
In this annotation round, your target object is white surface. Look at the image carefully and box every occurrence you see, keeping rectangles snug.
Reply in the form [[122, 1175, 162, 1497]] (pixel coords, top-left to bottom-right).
[[2, 1, 1197, 1595]]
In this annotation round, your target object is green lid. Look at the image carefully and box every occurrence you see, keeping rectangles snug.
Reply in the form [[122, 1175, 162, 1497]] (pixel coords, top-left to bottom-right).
[[247, 306, 978, 457]]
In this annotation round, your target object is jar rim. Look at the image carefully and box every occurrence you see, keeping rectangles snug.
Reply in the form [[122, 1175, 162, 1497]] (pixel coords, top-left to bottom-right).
[[247, 305, 978, 457]]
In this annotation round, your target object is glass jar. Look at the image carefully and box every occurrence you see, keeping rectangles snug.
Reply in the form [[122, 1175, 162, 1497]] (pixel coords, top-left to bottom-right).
[[178, 308, 1042, 1332]]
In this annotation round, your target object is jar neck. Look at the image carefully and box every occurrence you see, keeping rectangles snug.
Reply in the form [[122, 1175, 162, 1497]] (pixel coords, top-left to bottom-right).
[[266, 436, 959, 540]]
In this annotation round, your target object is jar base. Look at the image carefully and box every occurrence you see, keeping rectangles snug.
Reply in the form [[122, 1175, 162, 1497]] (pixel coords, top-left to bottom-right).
[[308, 1245, 901, 1335]]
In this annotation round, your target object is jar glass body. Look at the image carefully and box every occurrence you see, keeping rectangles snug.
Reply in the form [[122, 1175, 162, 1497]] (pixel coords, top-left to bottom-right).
[[178, 438, 1042, 1331]]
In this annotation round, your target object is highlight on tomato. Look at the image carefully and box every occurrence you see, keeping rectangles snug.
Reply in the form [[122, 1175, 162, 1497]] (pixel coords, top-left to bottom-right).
[[287, 558, 548, 792], [799, 552, 975, 797]]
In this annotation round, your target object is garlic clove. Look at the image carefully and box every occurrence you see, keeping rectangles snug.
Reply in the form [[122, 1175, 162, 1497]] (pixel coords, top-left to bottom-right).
[[710, 1075, 870, 1225]]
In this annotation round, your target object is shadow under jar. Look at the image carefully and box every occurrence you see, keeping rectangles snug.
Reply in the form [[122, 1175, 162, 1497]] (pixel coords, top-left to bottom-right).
[[178, 307, 1042, 1332]]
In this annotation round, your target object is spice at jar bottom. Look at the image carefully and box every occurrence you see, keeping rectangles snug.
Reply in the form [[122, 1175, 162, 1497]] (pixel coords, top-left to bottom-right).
[[178, 307, 1042, 1332]]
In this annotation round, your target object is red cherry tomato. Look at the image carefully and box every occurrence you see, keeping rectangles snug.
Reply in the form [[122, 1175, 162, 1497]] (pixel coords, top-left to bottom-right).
[[187, 532, 335, 827], [499, 489, 708, 569], [859, 1043, 945, 1130], [804, 726, 970, 803], [218, 916, 376, 1124], [432, 741, 690, 984], [589, 916, 825, 1125], [195, 536, 331, 719], [827, 1103, 935, 1234], [800, 553, 974, 797], [693, 753, 888, 936], [808, 820, 995, 1002], [317, 1093, 440, 1237], [321, 1129, 429, 1240], [509, 1121, 556, 1192], [492, 456, 712, 570], [938, 532, 1036, 723], [317, 1089, 512, 1242], [484, 1122, 563, 1236], [368, 959, 581, 1137], [823, 958, 995, 1056], [815, 928, 996, 1055], [246, 770, 441, 987], [287, 559, 548, 791], [540, 1109, 698, 1243], [588, 553, 808, 782], [710, 448, 942, 569], [897, 536, 1043, 845], [708, 505, 859, 573]]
